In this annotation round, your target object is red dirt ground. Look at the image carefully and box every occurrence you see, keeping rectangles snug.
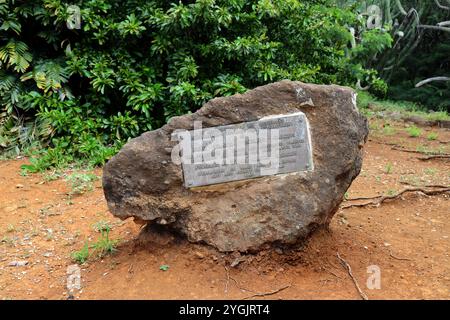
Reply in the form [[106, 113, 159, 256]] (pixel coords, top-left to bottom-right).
[[0, 119, 449, 300]]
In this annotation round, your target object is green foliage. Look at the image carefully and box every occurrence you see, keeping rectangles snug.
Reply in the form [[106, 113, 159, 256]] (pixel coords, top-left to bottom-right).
[[384, 162, 393, 174], [71, 222, 118, 264], [71, 241, 89, 264], [0, 0, 394, 167], [91, 226, 118, 258], [0, 40, 32, 73], [356, 90, 450, 120], [406, 125, 422, 138], [159, 265, 170, 271], [369, 77, 388, 98], [427, 132, 438, 141]]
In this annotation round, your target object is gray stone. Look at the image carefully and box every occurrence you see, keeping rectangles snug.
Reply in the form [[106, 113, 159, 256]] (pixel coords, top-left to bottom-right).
[[102, 80, 368, 252], [8, 260, 28, 267]]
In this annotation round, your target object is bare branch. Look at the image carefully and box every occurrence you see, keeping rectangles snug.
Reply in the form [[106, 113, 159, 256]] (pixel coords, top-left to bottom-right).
[[417, 25, 450, 33], [415, 76, 450, 87], [342, 187, 450, 210], [435, 0, 450, 10], [396, 0, 408, 15], [356, 79, 369, 91]]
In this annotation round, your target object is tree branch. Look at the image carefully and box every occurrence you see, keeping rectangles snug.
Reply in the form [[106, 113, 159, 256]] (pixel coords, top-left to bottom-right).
[[437, 21, 450, 27], [415, 76, 450, 87], [396, 0, 408, 15], [435, 0, 450, 10], [417, 25, 450, 33]]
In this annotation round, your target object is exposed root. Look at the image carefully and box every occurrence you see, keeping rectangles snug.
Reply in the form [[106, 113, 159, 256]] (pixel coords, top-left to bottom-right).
[[342, 187, 450, 209], [243, 284, 292, 300], [390, 146, 448, 156], [223, 263, 290, 299], [399, 182, 449, 189], [223, 265, 256, 295], [337, 253, 368, 300], [389, 250, 412, 262], [224, 265, 230, 293], [368, 140, 449, 157], [418, 155, 450, 161]]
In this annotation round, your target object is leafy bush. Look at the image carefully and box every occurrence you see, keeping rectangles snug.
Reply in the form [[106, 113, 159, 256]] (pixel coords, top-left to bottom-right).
[[0, 0, 387, 169]]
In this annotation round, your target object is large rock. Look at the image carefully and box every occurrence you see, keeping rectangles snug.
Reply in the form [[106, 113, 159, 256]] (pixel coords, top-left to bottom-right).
[[103, 80, 368, 252]]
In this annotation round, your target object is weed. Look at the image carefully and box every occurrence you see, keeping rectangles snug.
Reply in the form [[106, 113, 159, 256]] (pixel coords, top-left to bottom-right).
[[427, 132, 438, 141], [385, 163, 393, 174], [71, 241, 90, 264], [91, 228, 119, 258], [357, 91, 449, 121], [159, 265, 170, 271], [406, 126, 422, 138], [424, 168, 437, 176]]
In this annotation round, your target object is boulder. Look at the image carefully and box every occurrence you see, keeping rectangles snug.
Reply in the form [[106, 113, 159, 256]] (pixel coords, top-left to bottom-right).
[[102, 80, 368, 252]]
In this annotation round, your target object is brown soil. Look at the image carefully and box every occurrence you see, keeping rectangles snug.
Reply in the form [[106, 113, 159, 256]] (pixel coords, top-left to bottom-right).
[[0, 119, 449, 300]]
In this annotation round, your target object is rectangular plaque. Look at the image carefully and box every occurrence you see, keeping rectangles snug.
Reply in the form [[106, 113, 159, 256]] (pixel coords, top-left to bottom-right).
[[174, 112, 313, 188]]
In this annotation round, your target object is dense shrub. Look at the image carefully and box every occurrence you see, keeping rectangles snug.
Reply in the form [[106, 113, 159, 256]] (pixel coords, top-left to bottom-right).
[[0, 0, 388, 170]]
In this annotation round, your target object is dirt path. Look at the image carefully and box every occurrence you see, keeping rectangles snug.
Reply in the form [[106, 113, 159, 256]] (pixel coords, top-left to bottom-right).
[[0, 120, 449, 300]]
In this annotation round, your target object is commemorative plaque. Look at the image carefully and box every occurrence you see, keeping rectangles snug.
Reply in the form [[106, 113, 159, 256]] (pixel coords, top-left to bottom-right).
[[174, 112, 313, 187]]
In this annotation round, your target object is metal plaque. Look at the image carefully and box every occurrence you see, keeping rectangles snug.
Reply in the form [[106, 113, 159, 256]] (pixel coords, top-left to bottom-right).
[[173, 112, 313, 187]]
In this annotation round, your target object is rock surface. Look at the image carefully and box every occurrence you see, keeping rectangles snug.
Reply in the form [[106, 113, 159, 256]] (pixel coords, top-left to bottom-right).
[[103, 80, 369, 252]]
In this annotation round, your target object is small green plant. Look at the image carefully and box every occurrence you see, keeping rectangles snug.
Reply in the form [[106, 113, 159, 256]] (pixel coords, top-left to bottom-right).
[[406, 126, 422, 138], [71, 226, 118, 264], [71, 241, 90, 264], [384, 163, 393, 174], [91, 225, 119, 258], [65, 172, 99, 195], [6, 224, 15, 233], [159, 265, 170, 271], [427, 132, 438, 141]]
